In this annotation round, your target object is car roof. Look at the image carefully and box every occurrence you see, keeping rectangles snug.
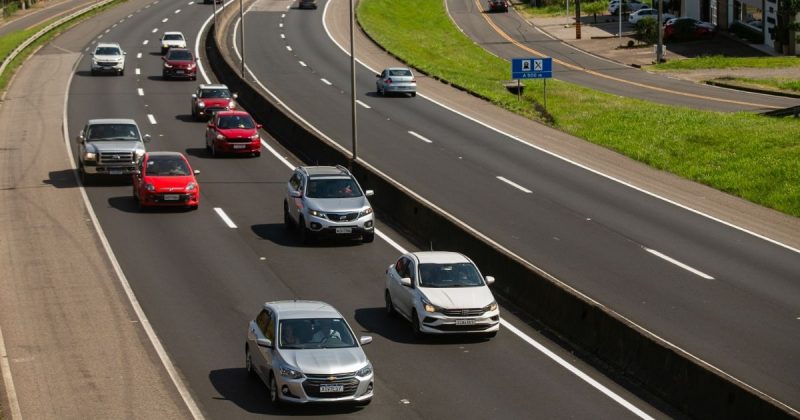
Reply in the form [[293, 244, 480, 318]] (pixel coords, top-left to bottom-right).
[[410, 251, 471, 264], [384, 67, 412, 72], [265, 300, 343, 319], [199, 84, 229, 90], [87, 118, 138, 125], [300, 165, 351, 178], [146, 151, 185, 158], [163, 31, 184, 36], [95, 42, 122, 49]]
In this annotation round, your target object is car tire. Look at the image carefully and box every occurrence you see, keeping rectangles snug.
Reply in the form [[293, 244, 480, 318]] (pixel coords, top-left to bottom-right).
[[253, 151, 261, 157], [268, 373, 282, 407], [283, 201, 294, 230], [79, 166, 91, 186], [377, 85, 383, 96], [119, 69, 124, 76], [211, 142, 218, 158], [410, 92, 416, 97], [411, 309, 422, 337], [91, 69, 97, 76], [362, 232, 374, 243], [385, 290, 395, 317]]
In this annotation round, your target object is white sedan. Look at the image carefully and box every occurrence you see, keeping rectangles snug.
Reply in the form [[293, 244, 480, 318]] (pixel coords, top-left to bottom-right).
[[628, 8, 676, 24], [384, 251, 500, 338]]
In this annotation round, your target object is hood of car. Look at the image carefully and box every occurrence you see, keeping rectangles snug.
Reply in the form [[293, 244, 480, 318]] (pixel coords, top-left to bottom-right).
[[94, 54, 123, 61], [216, 127, 257, 137], [421, 286, 494, 309], [304, 196, 370, 212], [87, 140, 142, 152], [166, 59, 195, 65], [145, 175, 196, 191], [279, 348, 367, 375]]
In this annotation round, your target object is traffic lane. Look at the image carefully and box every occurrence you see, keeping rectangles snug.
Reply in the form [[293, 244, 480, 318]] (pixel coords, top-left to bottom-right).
[[248, 2, 800, 407], [0, 0, 94, 37], [445, 0, 798, 111]]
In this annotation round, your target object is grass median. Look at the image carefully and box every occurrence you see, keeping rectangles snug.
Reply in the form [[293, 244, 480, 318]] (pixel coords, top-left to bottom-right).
[[357, 0, 800, 217]]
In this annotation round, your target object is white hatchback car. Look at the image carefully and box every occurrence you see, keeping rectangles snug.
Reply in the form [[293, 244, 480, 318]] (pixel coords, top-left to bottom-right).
[[385, 251, 500, 338], [160, 31, 187, 54], [628, 8, 675, 24]]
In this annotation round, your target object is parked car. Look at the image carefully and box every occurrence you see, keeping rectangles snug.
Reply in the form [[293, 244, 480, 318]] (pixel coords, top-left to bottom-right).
[[90, 42, 126, 76], [375, 67, 417, 97], [487, 0, 508, 12], [664, 17, 716, 40], [76, 118, 150, 183], [162, 48, 197, 80], [608, 0, 647, 14], [298, 0, 317, 9], [205, 110, 261, 157], [627, 8, 675, 24], [245, 300, 374, 407], [385, 251, 500, 338], [191, 84, 237, 120], [159, 31, 187, 54], [132, 152, 199, 211], [284, 165, 375, 243]]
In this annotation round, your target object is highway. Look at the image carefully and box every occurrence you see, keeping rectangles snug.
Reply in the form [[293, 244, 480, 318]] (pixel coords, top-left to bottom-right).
[[445, 0, 799, 112], [63, 0, 666, 418], [219, 0, 800, 411]]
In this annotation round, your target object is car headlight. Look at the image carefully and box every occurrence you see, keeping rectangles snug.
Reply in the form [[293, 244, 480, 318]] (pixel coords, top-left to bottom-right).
[[162, 43, 169, 49], [188, 63, 196, 69], [483, 301, 498, 312], [279, 365, 304, 379], [83, 152, 97, 161], [197, 101, 205, 108], [355, 362, 373, 377], [228, 100, 236, 108], [249, 133, 260, 140], [144, 183, 155, 192], [164, 63, 173, 68], [135, 149, 145, 159], [358, 207, 373, 218], [185, 182, 196, 192], [422, 298, 443, 314], [308, 209, 326, 218], [215, 134, 225, 141]]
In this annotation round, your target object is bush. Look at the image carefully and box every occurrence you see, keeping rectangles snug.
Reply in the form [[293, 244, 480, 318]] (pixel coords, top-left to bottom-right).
[[635, 17, 658, 44], [729, 21, 764, 43]]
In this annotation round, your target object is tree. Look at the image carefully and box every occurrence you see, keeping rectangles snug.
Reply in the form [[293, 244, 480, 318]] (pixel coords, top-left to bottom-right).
[[775, 0, 800, 54], [583, 1, 606, 23]]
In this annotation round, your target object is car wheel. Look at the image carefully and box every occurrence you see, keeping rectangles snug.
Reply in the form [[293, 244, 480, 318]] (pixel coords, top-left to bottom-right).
[[362, 232, 374, 243], [91, 69, 97, 76], [410, 92, 416, 97], [385, 290, 395, 317], [119, 69, 124, 76], [411, 309, 423, 337], [283, 201, 294, 230], [253, 151, 261, 157], [162, 73, 169, 80], [245, 347, 256, 377], [268, 373, 282, 407], [79, 166, 91, 186], [377, 85, 383, 96], [189, 204, 199, 211]]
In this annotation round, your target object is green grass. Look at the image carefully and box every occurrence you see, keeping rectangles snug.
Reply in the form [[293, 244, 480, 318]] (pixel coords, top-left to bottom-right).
[[723, 77, 800, 93], [651, 55, 800, 70], [358, 0, 800, 217], [0, 0, 127, 92]]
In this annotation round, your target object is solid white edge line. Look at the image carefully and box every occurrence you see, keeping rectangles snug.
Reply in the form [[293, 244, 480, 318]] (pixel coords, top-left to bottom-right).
[[644, 248, 715, 280], [0, 324, 22, 420], [63, 54, 204, 420], [500, 319, 655, 420], [280, 33, 285, 39], [138, 88, 144, 96], [355, 99, 371, 109], [497, 176, 532, 193], [408, 131, 432, 143], [147, 114, 157, 124], [97, 34, 103, 39], [320, 78, 331, 85], [105, 28, 111, 33], [213, 208, 238, 228]]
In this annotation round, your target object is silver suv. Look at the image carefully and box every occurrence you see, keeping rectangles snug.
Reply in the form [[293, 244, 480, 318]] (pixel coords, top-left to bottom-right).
[[90, 42, 126, 76], [76, 118, 150, 183], [245, 300, 374, 406], [283, 165, 375, 243]]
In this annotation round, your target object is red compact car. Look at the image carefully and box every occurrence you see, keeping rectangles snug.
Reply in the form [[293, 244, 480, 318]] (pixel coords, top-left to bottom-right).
[[132, 152, 200, 211], [191, 84, 237, 120], [205, 110, 262, 157], [162, 48, 197, 80]]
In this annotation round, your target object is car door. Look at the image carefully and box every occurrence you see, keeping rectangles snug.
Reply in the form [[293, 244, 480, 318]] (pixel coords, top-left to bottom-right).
[[288, 172, 304, 222], [392, 256, 416, 317], [252, 309, 276, 380], [377, 70, 386, 90]]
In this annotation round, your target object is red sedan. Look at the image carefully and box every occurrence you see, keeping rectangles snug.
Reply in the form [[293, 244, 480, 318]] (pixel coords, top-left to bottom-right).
[[162, 48, 197, 80], [132, 152, 199, 211], [205, 110, 262, 157]]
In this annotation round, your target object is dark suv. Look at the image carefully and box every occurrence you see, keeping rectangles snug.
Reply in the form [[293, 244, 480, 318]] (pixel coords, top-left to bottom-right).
[[284, 166, 375, 243]]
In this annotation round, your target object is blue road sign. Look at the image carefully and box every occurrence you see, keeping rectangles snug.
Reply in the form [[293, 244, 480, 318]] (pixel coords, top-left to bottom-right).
[[511, 57, 552, 80]]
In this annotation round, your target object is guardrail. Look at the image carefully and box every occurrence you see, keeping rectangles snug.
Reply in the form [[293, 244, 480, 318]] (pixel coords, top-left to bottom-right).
[[0, 0, 116, 81]]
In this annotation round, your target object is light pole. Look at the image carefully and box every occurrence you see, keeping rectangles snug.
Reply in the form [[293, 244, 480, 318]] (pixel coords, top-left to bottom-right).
[[213, 0, 217, 36], [656, 0, 664, 63], [349, 0, 357, 165], [240, 0, 245, 77]]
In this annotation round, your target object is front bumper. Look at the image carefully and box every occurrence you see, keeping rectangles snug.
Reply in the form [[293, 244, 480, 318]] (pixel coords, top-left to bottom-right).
[[275, 372, 373, 404], [92, 62, 124, 73], [305, 214, 374, 238], [163, 68, 196, 79], [213, 139, 260, 154], [83, 164, 137, 175], [418, 308, 500, 334], [139, 191, 199, 207]]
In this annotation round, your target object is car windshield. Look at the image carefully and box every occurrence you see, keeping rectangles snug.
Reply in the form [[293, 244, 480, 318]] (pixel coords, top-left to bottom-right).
[[279, 318, 357, 349], [145, 156, 191, 176], [418, 262, 485, 288], [163, 34, 184, 41], [96, 47, 121, 55], [306, 178, 362, 198], [86, 124, 140, 141], [167, 50, 193, 61], [200, 89, 231, 99], [388, 69, 412, 77], [217, 115, 255, 129]]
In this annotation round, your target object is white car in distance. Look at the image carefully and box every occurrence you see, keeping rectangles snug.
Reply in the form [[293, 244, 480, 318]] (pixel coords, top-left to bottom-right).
[[160, 31, 187, 54]]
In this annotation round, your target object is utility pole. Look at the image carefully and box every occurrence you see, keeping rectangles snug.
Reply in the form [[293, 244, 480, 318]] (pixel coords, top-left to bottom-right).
[[656, 0, 664, 62], [575, 0, 581, 39], [349, 0, 357, 165]]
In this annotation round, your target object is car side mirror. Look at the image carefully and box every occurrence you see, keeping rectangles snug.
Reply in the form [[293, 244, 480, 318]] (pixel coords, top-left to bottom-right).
[[232, 93, 239, 99], [485, 276, 495, 285], [191, 93, 197, 99], [365, 189, 374, 197], [161, 56, 166, 61], [143, 134, 152, 143], [256, 338, 272, 348], [76, 135, 84, 144], [359, 336, 373, 346], [123, 51, 127, 55], [193, 169, 200, 175], [256, 124, 263, 129], [290, 190, 302, 198], [400, 277, 412, 287], [207, 122, 215, 128]]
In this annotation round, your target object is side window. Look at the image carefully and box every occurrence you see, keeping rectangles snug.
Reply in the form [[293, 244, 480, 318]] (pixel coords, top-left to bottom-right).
[[289, 173, 300, 191], [256, 310, 269, 335], [264, 313, 275, 342], [407, 260, 417, 285], [395, 257, 406, 278]]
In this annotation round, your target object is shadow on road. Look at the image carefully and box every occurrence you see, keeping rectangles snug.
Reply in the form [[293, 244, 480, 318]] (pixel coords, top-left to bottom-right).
[[354, 307, 492, 345], [45, 169, 78, 188], [251, 223, 370, 248]]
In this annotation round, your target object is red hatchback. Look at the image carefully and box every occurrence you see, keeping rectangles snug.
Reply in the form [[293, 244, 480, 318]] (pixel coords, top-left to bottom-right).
[[133, 152, 200, 211], [162, 48, 197, 80], [205, 110, 262, 157]]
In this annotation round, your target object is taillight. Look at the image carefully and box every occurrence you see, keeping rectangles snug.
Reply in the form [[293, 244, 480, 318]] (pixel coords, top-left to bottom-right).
[[386, 78, 392, 84], [411, 78, 416, 83]]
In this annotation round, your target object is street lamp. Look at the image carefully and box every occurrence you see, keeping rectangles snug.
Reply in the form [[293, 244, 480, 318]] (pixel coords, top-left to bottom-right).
[[349, 0, 357, 165]]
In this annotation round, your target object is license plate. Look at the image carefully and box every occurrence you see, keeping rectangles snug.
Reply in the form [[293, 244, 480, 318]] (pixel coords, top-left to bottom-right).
[[455, 319, 476, 325], [335, 227, 352, 234], [233, 144, 246, 149], [163, 194, 180, 201], [176, 70, 184, 74], [319, 384, 344, 393], [108, 170, 123, 175]]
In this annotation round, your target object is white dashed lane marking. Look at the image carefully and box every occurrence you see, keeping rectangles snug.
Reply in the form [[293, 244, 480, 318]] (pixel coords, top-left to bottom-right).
[[162, 18, 168, 23], [137, 52, 142, 58], [497, 176, 532, 193], [175, 8, 181, 14], [644, 248, 715, 280], [299, 61, 306, 67], [356, 100, 371, 109], [286, 45, 292, 51], [152, 28, 158, 33], [135, 68, 141, 75], [142, 40, 149, 45], [408, 131, 432, 144], [138, 88, 144, 96], [147, 114, 157, 125], [214, 208, 238, 228], [320, 78, 331, 85]]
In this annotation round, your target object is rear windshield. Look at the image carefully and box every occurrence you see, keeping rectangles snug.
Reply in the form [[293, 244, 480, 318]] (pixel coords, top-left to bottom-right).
[[95, 47, 121, 55], [163, 34, 184, 41], [306, 178, 362, 199], [217, 115, 255, 129], [388, 69, 412, 77], [200, 89, 231, 99], [145, 156, 191, 176], [167, 50, 193, 61], [86, 124, 140, 141]]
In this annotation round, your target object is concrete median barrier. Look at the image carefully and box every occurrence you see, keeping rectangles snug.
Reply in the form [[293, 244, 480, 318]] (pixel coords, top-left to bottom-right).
[[205, 5, 795, 418]]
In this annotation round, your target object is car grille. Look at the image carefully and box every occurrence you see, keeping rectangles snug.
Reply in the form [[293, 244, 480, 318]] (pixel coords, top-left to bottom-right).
[[226, 136, 251, 143], [97, 61, 118, 67], [325, 212, 358, 222], [98, 151, 133, 164], [151, 194, 190, 203], [441, 308, 485, 317], [303, 373, 359, 398], [431, 323, 494, 332]]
